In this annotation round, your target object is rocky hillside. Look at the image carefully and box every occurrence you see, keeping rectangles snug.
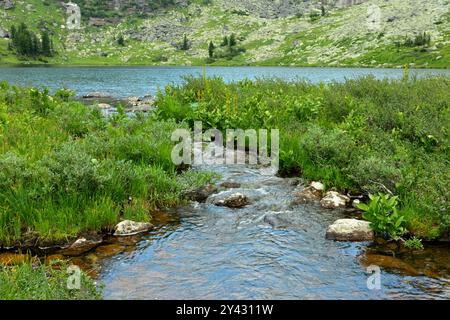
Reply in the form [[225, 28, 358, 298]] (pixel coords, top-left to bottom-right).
[[0, 0, 449, 67]]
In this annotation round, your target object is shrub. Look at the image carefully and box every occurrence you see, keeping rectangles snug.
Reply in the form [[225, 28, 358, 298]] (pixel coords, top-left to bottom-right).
[[358, 193, 406, 240]]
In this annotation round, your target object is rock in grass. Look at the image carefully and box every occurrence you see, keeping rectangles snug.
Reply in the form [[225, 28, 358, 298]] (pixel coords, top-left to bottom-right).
[[320, 191, 350, 209], [215, 192, 249, 208], [114, 220, 153, 236], [326, 219, 374, 241]]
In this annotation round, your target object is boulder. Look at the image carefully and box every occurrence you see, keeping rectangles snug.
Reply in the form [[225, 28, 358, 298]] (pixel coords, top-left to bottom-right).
[[220, 181, 241, 189], [114, 220, 153, 236], [215, 192, 249, 208], [184, 184, 218, 202], [320, 191, 350, 209], [326, 219, 374, 241]]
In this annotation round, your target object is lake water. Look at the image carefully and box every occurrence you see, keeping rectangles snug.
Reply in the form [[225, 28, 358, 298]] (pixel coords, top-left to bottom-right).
[[1, 66, 450, 98]]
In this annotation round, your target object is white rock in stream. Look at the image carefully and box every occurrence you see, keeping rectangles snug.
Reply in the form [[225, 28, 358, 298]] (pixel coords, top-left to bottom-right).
[[320, 191, 350, 209], [114, 220, 153, 236], [326, 219, 374, 241]]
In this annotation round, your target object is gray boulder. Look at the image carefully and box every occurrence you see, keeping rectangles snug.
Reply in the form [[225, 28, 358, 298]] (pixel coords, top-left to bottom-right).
[[326, 219, 374, 241]]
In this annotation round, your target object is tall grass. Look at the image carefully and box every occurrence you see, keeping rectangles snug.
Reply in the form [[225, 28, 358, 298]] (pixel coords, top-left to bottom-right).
[[0, 82, 213, 246], [155, 75, 450, 239]]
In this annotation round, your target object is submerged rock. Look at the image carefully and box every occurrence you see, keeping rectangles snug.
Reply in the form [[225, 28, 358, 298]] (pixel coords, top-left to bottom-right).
[[359, 253, 419, 276], [326, 219, 374, 241], [95, 244, 126, 257], [184, 184, 218, 202], [320, 191, 350, 209], [215, 192, 249, 208], [82, 92, 112, 99], [114, 220, 153, 236], [59, 238, 102, 256]]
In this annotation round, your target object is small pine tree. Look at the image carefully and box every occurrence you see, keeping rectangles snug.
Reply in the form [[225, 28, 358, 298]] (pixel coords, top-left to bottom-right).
[[208, 41, 215, 58], [321, 5, 326, 16], [221, 35, 228, 47], [117, 34, 125, 46], [229, 33, 236, 47], [41, 31, 51, 56], [182, 34, 189, 50]]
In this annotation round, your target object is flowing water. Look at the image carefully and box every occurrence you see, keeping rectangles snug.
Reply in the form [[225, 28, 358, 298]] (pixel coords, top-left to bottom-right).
[[1, 66, 449, 299], [96, 162, 449, 300]]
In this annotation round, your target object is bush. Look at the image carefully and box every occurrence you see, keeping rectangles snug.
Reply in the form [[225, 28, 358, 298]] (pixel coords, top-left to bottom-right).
[[358, 194, 406, 240]]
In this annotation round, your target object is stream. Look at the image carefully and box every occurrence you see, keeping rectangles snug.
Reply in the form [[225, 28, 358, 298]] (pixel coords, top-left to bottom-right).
[[93, 162, 449, 300]]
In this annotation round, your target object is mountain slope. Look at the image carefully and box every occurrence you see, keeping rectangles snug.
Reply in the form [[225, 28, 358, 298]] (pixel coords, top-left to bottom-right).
[[0, 0, 449, 67]]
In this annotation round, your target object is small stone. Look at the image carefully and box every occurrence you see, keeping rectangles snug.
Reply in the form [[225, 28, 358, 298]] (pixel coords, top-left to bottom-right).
[[215, 193, 249, 208], [95, 244, 126, 257], [326, 219, 374, 241], [114, 220, 153, 236], [320, 191, 351, 209]]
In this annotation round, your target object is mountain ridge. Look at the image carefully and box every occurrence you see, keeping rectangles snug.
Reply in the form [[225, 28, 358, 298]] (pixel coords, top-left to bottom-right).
[[0, 0, 449, 67]]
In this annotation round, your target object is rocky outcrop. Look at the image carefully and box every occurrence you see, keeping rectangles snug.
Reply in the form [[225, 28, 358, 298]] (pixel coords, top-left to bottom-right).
[[215, 192, 249, 208], [320, 191, 350, 209], [114, 220, 153, 236], [326, 219, 374, 241], [0, 27, 9, 39]]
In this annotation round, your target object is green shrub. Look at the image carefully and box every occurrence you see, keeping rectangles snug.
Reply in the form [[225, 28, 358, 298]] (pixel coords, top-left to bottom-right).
[[358, 194, 406, 240]]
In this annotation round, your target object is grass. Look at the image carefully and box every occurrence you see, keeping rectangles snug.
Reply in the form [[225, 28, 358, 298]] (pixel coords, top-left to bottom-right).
[[0, 261, 101, 300], [154, 74, 450, 240], [0, 83, 214, 247]]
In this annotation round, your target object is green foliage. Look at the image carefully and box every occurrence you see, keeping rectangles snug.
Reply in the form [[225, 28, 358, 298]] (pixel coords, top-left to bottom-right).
[[0, 84, 213, 246], [0, 262, 102, 300], [358, 194, 406, 240], [403, 236, 424, 250]]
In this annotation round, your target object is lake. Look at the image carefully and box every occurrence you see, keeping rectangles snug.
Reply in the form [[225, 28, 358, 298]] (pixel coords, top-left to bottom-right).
[[1, 66, 450, 98]]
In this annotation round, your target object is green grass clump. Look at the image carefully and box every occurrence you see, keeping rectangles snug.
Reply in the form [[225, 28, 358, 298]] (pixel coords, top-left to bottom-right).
[[0, 82, 213, 246], [155, 75, 450, 240], [0, 262, 101, 300]]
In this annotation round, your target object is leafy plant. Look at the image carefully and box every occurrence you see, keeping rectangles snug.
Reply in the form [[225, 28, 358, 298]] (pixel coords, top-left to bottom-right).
[[357, 193, 406, 240], [403, 236, 424, 250]]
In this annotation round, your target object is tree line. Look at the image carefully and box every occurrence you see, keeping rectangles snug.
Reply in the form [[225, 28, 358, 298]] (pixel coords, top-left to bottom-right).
[[8, 23, 54, 57]]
